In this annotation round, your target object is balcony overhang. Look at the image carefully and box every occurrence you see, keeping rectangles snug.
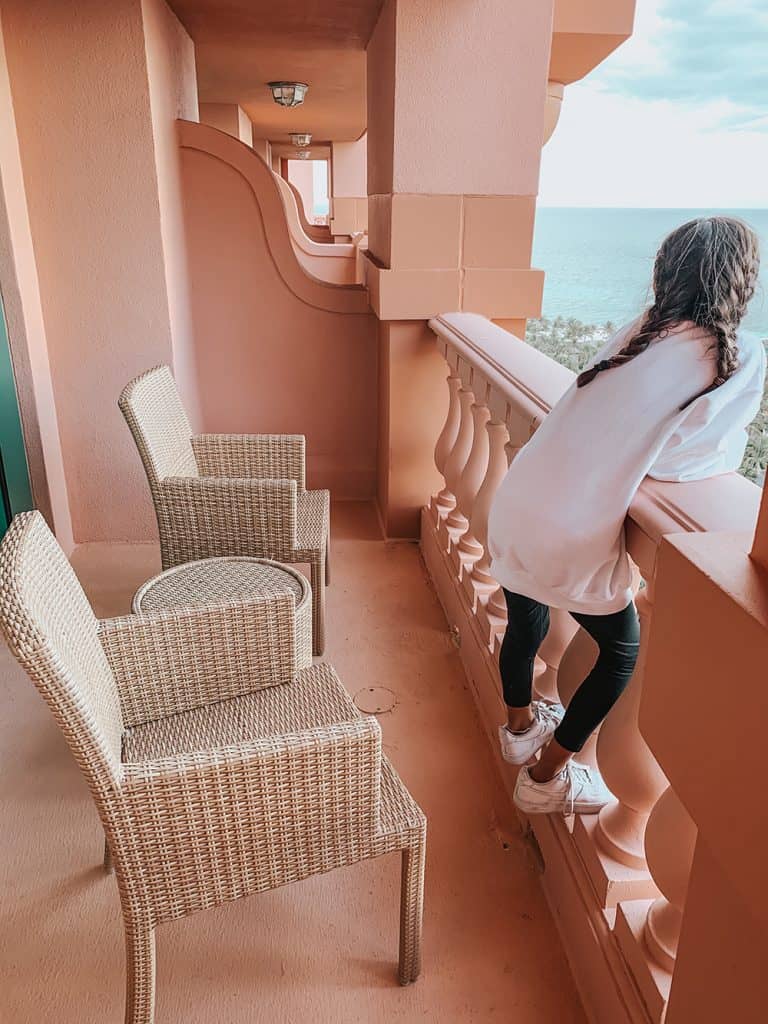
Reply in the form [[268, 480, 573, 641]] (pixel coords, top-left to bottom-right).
[[168, 0, 384, 143], [550, 0, 637, 85]]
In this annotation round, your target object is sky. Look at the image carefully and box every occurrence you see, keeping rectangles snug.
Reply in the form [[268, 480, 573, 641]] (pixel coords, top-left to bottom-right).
[[539, 0, 768, 208]]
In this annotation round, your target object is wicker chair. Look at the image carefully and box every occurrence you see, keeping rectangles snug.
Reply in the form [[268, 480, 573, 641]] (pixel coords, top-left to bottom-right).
[[0, 512, 426, 1024], [119, 365, 330, 654]]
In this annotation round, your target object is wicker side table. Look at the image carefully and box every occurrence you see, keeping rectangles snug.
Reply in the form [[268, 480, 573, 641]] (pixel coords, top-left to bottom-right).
[[133, 557, 312, 669]]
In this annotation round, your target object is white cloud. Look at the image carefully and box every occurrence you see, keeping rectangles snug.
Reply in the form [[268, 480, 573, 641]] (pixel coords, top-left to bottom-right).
[[539, 0, 768, 207]]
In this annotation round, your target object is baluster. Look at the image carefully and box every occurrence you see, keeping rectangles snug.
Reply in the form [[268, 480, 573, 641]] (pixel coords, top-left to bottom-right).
[[451, 398, 491, 576], [481, 436, 524, 626], [463, 417, 510, 610], [643, 786, 697, 972], [557, 560, 643, 773], [440, 384, 476, 548], [594, 580, 668, 869], [538, 609, 581, 710], [431, 372, 462, 522]]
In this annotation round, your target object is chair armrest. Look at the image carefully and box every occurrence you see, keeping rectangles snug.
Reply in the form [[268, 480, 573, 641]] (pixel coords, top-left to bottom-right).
[[99, 596, 297, 728], [157, 476, 297, 563], [120, 718, 382, 921], [192, 434, 306, 488]]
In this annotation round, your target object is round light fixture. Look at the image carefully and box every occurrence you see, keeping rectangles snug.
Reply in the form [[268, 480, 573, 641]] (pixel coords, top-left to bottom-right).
[[297, 150, 311, 160], [268, 82, 308, 108], [290, 133, 312, 148]]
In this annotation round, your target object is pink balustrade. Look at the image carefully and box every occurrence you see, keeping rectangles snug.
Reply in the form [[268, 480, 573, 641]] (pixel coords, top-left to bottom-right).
[[422, 312, 763, 1024]]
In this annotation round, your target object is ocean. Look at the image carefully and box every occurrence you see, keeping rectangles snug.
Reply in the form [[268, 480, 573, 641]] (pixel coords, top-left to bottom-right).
[[532, 208, 768, 339]]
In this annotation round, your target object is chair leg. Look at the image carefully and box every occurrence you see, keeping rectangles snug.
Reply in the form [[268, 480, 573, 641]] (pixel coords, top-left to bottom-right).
[[310, 555, 326, 656], [104, 836, 114, 874], [398, 838, 426, 985], [124, 921, 156, 1024]]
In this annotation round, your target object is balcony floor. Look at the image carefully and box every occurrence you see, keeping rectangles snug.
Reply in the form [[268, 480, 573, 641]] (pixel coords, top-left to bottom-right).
[[0, 502, 585, 1023]]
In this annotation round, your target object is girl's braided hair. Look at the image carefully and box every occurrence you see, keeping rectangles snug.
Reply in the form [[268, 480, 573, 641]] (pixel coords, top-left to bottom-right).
[[576, 216, 761, 409]]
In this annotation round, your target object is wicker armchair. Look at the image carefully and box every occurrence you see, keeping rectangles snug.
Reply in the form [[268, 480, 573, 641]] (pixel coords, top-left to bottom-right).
[[0, 512, 426, 1024], [119, 365, 330, 654]]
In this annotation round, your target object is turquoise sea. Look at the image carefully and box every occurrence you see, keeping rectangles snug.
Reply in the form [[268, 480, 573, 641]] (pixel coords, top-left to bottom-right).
[[533, 208, 768, 339]]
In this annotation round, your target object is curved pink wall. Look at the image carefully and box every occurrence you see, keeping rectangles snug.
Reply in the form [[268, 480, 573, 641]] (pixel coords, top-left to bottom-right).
[[179, 125, 378, 498]]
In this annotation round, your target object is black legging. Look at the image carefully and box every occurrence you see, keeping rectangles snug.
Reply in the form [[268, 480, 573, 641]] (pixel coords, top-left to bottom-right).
[[499, 588, 640, 753]]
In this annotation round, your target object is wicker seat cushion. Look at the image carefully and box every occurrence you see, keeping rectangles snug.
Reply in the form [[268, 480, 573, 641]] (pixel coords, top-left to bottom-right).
[[123, 664, 357, 761]]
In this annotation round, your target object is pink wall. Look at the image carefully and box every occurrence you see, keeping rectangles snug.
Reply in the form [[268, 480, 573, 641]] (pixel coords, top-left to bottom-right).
[[368, 0, 552, 196], [252, 138, 271, 164], [238, 108, 253, 147], [2, 0, 195, 542], [287, 160, 317, 221], [142, 0, 201, 427], [332, 135, 367, 197], [367, 0, 396, 198], [199, 103, 253, 146], [0, 11, 73, 549], [179, 124, 377, 498]]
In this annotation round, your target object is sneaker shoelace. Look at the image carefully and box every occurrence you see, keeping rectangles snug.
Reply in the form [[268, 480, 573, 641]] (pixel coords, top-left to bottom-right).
[[561, 763, 593, 816], [533, 702, 564, 730]]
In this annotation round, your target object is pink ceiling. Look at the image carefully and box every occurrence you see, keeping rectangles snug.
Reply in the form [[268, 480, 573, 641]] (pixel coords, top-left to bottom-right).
[[168, 1, 384, 143]]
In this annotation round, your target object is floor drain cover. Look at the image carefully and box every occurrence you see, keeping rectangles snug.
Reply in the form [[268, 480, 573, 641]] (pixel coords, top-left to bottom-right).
[[354, 686, 397, 714]]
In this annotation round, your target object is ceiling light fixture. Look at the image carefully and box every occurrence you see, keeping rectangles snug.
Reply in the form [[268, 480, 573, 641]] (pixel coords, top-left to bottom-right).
[[290, 133, 312, 148], [268, 82, 308, 108]]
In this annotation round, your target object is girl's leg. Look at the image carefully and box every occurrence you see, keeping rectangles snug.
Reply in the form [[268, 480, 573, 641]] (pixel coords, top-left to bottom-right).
[[499, 589, 550, 731], [530, 601, 640, 782]]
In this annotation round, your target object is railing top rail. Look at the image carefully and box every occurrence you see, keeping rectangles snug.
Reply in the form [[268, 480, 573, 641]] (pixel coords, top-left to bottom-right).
[[429, 313, 761, 555]]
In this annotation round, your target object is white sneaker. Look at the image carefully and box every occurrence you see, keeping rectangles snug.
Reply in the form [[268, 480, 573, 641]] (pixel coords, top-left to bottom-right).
[[498, 701, 565, 765], [513, 762, 613, 816]]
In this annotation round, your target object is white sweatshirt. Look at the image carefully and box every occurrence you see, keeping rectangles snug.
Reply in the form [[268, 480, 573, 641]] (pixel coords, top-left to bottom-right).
[[487, 320, 766, 614]]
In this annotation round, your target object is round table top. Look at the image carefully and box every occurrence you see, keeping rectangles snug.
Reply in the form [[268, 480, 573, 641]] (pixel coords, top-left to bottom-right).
[[132, 556, 309, 615]]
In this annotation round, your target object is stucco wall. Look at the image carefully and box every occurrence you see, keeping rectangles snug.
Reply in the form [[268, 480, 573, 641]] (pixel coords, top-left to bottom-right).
[[237, 107, 253, 147], [199, 102, 253, 145], [366, 0, 396, 198], [332, 135, 367, 197], [368, 0, 552, 195], [287, 160, 317, 221], [180, 134, 378, 498], [142, 0, 201, 426], [0, 10, 73, 549], [2, 0, 192, 542]]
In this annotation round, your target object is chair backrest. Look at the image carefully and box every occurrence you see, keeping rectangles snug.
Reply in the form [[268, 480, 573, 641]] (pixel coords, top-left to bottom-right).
[[0, 512, 124, 790], [118, 365, 199, 491]]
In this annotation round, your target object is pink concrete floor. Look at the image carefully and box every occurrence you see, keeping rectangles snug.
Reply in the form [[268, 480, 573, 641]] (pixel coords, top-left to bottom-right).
[[0, 502, 585, 1023]]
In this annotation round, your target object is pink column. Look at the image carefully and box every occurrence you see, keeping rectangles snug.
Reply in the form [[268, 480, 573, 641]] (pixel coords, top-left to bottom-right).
[[367, 0, 552, 536]]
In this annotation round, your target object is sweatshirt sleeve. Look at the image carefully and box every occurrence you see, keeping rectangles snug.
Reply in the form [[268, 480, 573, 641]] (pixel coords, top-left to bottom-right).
[[648, 338, 766, 483]]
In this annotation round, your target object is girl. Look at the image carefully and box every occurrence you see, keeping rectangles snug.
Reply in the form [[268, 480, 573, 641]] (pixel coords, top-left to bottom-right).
[[487, 216, 765, 816]]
